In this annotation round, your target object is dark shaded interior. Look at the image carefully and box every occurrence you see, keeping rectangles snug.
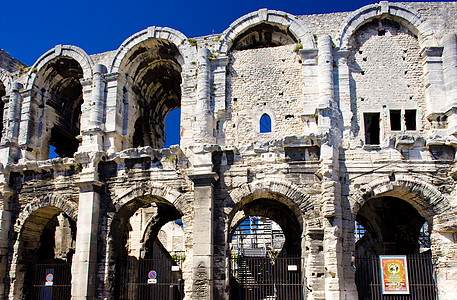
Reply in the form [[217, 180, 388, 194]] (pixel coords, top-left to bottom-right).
[[355, 196, 425, 256], [19, 209, 76, 299], [364, 113, 380, 145], [390, 110, 401, 131], [230, 22, 297, 51], [122, 38, 182, 149], [35, 57, 83, 158], [111, 198, 182, 300]]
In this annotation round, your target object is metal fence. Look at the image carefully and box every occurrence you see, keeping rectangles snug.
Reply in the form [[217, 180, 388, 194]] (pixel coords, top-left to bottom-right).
[[230, 256, 304, 300], [116, 257, 184, 300], [28, 263, 72, 300], [355, 253, 437, 300]]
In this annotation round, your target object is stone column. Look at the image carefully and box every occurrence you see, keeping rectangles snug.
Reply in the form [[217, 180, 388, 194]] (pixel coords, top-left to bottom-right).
[[421, 47, 446, 116], [189, 171, 218, 299], [193, 48, 215, 144], [317, 35, 344, 299], [79, 64, 106, 153], [442, 35, 457, 133], [0, 82, 22, 164], [0, 175, 13, 298], [71, 153, 103, 300]]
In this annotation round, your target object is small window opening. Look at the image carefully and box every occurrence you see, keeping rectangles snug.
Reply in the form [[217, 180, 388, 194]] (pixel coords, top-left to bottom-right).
[[390, 110, 401, 131], [405, 110, 416, 130], [377, 29, 386, 36], [164, 108, 181, 148], [364, 113, 380, 145], [260, 114, 272, 133]]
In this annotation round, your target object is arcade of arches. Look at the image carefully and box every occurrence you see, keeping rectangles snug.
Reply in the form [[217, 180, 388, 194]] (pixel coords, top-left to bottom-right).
[[0, 2, 457, 300]]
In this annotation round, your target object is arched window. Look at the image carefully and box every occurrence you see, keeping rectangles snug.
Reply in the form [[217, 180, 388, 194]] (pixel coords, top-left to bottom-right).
[[260, 114, 272, 133]]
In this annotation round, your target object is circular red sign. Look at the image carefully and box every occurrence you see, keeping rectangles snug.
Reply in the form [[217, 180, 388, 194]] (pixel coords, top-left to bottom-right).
[[148, 270, 157, 279], [46, 274, 53, 282]]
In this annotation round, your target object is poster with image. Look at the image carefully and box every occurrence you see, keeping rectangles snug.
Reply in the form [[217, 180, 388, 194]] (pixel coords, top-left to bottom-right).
[[379, 255, 410, 294]]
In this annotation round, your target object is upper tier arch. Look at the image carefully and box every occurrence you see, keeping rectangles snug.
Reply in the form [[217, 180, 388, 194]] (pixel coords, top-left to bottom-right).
[[337, 1, 438, 50], [25, 45, 94, 90], [109, 26, 194, 73], [218, 8, 315, 53]]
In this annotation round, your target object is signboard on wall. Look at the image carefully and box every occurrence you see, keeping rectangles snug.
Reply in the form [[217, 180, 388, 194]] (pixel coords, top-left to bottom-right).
[[379, 255, 410, 294]]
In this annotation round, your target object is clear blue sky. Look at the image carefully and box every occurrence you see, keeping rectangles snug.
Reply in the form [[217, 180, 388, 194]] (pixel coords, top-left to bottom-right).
[[1, 0, 440, 66], [1, 0, 441, 152]]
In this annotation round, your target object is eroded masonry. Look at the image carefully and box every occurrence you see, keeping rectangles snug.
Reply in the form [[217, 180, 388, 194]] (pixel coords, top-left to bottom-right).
[[0, 1, 457, 299]]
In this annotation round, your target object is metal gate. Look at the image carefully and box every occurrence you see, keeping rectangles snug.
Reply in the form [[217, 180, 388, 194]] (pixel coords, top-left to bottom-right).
[[29, 263, 72, 300], [230, 255, 303, 300], [355, 253, 437, 300], [117, 257, 184, 300]]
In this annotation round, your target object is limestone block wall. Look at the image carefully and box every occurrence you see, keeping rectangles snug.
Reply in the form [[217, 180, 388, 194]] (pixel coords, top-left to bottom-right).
[[0, 2, 456, 300]]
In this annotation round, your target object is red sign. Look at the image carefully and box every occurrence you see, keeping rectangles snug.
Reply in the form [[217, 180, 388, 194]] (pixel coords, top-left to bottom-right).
[[379, 256, 410, 294], [148, 270, 157, 280], [45, 274, 53, 282]]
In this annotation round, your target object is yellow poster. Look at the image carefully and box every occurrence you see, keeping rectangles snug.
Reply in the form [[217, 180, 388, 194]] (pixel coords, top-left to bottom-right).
[[379, 255, 410, 294]]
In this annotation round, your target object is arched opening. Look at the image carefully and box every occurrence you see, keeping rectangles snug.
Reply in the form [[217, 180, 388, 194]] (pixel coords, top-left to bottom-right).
[[229, 198, 303, 299], [13, 207, 76, 299], [111, 197, 184, 299], [230, 23, 297, 51], [33, 57, 84, 160], [354, 196, 436, 299], [121, 38, 182, 149], [164, 107, 181, 147], [260, 113, 272, 133], [0, 81, 5, 140]]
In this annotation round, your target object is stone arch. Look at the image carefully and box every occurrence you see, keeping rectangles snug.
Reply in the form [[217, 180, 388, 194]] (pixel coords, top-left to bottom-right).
[[9, 194, 78, 299], [218, 8, 315, 53], [25, 44, 94, 89], [226, 179, 308, 253], [14, 194, 78, 233], [337, 1, 439, 50], [349, 174, 457, 232], [109, 26, 192, 73], [0, 68, 12, 93], [112, 181, 185, 215]]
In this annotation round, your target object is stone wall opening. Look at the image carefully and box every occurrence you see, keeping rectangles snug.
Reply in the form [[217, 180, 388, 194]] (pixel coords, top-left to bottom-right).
[[120, 38, 182, 149], [230, 23, 297, 51], [355, 196, 426, 256], [110, 198, 183, 299], [33, 57, 83, 159], [13, 208, 76, 299]]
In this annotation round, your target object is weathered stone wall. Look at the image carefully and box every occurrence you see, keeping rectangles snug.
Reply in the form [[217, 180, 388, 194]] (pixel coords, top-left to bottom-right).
[[0, 2, 457, 300]]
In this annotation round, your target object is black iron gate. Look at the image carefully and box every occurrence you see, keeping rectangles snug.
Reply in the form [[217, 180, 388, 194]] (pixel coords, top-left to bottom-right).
[[29, 263, 72, 300], [230, 255, 303, 300], [117, 257, 184, 300], [355, 253, 437, 300]]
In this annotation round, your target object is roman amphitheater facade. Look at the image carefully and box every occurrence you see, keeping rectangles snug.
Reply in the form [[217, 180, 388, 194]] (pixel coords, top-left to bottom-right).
[[0, 1, 456, 299]]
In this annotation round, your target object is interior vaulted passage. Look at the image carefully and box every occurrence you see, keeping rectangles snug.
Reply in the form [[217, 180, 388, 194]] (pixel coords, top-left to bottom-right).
[[120, 38, 183, 149]]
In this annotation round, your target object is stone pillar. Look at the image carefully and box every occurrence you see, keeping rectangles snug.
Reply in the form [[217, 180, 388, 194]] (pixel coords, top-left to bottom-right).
[[71, 152, 103, 300], [421, 47, 446, 116], [89, 64, 107, 130], [0, 82, 22, 164], [189, 171, 218, 299], [442, 35, 457, 133], [193, 48, 215, 144], [0, 175, 13, 298], [317, 35, 335, 132], [318, 35, 334, 109], [79, 64, 106, 153], [316, 35, 344, 299]]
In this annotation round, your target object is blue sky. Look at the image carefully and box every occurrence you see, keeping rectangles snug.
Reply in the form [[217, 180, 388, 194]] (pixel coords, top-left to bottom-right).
[[1, 0, 439, 66], [1, 0, 441, 153]]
